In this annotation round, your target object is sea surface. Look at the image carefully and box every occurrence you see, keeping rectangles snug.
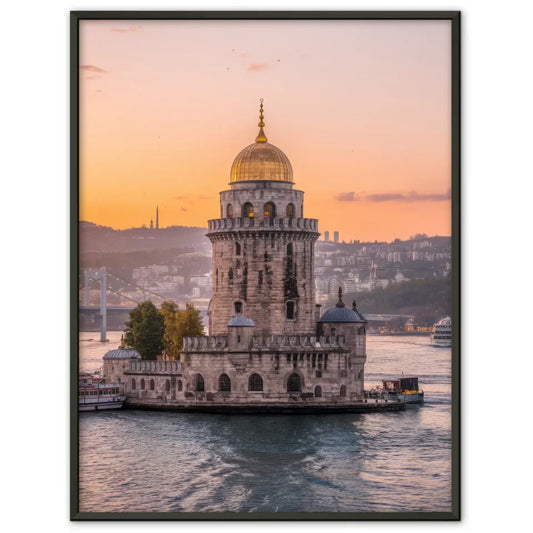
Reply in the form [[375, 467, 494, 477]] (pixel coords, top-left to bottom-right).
[[78, 332, 452, 513]]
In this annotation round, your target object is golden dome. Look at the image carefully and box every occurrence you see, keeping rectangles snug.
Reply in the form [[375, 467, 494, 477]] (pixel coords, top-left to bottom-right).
[[230, 100, 294, 183]]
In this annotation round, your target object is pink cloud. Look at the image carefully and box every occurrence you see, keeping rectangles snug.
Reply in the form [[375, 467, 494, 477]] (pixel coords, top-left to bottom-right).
[[248, 63, 269, 72], [80, 65, 107, 73]]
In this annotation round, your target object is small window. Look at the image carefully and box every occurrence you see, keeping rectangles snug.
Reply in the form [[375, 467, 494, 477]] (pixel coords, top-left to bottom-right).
[[316, 370, 322, 378], [242, 202, 254, 218], [287, 373, 302, 392], [228, 268, 233, 280], [340, 385, 347, 397], [235, 242, 241, 255], [315, 385, 322, 398], [195, 374, 205, 392], [178, 380, 183, 391], [286, 203, 295, 217], [286, 301, 295, 320], [150, 379, 155, 390], [263, 202, 276, 217], [140, 379, 145, 390], [219, 373, 231, 392], [249, 373, 263, 392], [131, 379, 136, 390], [227, 204, 234, 218], [166, 380, 170, 392], [287, 242, 293, 256], [234, 301, 242, 314]]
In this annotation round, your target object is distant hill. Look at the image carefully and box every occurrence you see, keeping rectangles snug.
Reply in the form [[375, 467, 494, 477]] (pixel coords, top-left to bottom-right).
[[79, 222, 210, 253]]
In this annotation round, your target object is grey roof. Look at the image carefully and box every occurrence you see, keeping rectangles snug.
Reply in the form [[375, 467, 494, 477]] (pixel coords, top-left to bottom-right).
[[103, 349, 141, 360], [227, 315, 255, 327], [318, 305, 367, 323]]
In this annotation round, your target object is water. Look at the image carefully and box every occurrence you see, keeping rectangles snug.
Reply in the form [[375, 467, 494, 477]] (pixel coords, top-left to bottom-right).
[[78, 332, 452, 513]]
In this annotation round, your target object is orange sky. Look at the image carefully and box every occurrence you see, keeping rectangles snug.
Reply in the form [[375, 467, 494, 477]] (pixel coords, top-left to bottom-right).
[[79, 19, 451, 242]]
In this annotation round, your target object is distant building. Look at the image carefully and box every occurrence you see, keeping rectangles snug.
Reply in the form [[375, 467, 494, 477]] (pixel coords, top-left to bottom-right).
[[334, 231, 339, 243]]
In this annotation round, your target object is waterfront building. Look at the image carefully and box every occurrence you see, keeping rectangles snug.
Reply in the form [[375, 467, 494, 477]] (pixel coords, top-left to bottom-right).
[[104, 101, 377, 411]]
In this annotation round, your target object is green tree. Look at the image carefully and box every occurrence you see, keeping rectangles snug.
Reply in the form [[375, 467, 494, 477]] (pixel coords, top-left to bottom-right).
[[176, 303, 204, 353], [122, 300, 165, 360]]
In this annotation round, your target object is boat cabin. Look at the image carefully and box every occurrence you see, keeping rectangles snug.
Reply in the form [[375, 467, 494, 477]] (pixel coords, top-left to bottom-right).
[[382, 376, 419, 393]]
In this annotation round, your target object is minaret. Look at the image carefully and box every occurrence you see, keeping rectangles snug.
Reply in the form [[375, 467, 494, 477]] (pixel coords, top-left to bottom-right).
[[156, 205, 159, 230], [206, 99, 320, 336]]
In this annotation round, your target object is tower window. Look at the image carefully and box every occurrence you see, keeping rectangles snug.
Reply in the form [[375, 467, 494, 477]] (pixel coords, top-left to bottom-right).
[[263, 202, 276, 217], [287, 242, 293, 256], [227, 204, 234, 218], [228, 268, 233, 280], [235, 242, 241, 255], [340, 385, 347, 397], [242, 202, 254, 218], [178, 380, 183, 391], [286, 301, 295, 320], [131, 379, 136, 390], [150, 379, 155, 390], [140, 379, 145, 390], [234, 301, 242, 314], [315, 385, 322, 397], [165, 380, 170, 392], [286, 203, 295, 217]]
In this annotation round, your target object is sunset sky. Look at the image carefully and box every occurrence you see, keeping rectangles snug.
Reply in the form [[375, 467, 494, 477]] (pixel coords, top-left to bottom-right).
[[79, 19, 451, 242]]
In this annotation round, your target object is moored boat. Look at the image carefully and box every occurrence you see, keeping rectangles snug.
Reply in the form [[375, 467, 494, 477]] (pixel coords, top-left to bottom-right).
[[381, 376, 424, 404], [430, 316, 452, 347], [79, 373, 126, 411]]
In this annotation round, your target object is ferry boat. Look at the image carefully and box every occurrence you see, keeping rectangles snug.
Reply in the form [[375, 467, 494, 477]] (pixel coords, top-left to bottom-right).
[[381, 376, 424, 404], [79, 374, 126, 411], [430, 316, 452, 347]]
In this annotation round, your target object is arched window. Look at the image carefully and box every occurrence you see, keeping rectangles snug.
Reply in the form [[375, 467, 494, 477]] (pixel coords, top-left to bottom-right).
[[340, 385, 347, 397], [286, 203, 295, 217], [286, 301, 295, 320], [235, 242, 241, 255], [165, 380, 170, 392], [219, 374, 231, 392], [140, 379, 145, 390], [315, 385, 322, 398], [287, 242, 293, 256], [263, 202, 276, 217], [150, 379, 155, 390], [228, 268, 233, 280], [287, 373, 302, 392], [234, 301, 243, 314], [178, 380, 183, 391], [249, 373, 263, 392], [242, 202, 254, 218], [195, 374, 205, 392], [227, 203, 234, 218], [131, 378, 136, 390]]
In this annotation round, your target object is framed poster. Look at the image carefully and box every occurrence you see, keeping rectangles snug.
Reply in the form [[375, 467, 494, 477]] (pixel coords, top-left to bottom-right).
[[71, 10, 460, 520]]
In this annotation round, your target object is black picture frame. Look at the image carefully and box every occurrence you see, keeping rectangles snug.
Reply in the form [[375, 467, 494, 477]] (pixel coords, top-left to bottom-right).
[[71, 10, 460, 521]]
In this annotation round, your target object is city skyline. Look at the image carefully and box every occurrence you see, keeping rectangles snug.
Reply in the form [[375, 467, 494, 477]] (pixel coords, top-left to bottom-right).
[[80, 19, 452, 242]]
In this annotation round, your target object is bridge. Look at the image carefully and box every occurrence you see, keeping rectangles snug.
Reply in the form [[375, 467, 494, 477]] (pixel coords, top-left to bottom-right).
[[81, 269, 169, 341]]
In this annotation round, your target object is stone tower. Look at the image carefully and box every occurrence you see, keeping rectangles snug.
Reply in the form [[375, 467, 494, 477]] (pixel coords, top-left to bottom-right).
[[207, 100, 319, 336]]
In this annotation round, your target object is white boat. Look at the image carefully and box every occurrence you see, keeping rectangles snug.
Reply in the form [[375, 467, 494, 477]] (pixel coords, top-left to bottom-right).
[[430, 316, 452, 347], [381, 376, 424, 404], [79, 375, 126, 411]]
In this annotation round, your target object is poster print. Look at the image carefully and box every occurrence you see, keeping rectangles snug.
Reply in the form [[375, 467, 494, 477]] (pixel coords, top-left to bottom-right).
[[72, 11, 460, 520]]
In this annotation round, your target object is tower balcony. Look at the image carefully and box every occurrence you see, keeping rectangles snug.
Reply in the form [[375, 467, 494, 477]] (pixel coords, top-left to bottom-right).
[[207, 216, 319, 235]]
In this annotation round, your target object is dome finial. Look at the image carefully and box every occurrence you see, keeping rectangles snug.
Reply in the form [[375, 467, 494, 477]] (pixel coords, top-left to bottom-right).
[[336, 286, 345, 308], [255, 98, 268, 143]]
